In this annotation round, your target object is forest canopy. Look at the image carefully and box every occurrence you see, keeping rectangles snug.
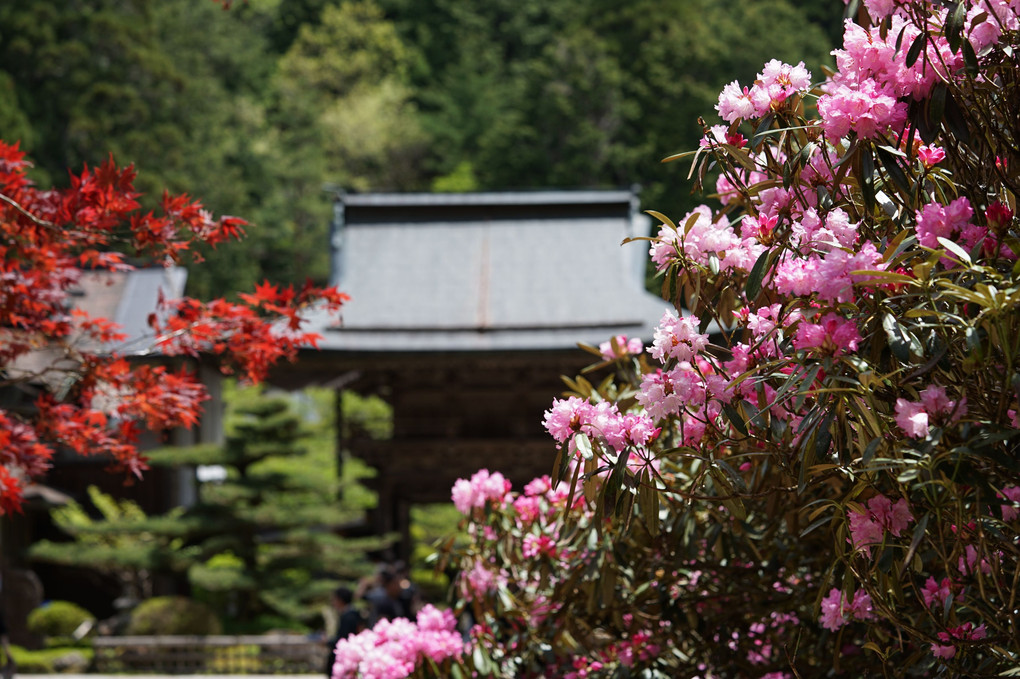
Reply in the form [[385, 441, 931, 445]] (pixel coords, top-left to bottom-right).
[[0, 0, 838, 299]]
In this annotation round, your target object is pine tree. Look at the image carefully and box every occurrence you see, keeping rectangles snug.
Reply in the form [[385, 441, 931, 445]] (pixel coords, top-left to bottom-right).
[[146, 391, 386, 627]]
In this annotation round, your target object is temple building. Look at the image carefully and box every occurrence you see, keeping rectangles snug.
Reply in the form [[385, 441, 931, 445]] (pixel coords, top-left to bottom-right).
[[273, 189, 670, 557]]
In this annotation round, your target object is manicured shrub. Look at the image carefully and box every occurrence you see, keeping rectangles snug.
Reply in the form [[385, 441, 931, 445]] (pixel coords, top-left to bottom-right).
[[26, 601, 94, 641], [125, 596, 222, 636]]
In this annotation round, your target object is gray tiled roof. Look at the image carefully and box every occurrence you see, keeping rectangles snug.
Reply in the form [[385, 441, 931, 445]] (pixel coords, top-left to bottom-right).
[[76, 267, 188, 355], [308, 190, 671, 353]]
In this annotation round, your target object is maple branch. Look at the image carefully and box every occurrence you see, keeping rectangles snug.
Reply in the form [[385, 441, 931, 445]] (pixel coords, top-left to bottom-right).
[[0, 191, 58, 229]]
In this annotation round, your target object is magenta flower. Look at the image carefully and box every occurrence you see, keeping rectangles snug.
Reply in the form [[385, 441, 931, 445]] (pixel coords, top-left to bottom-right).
[[819, 587, 874, 631], [847, 495, 913, 555], [792, 313, 862, 357], [921, 576, 954, 610], [915, 197, 974, 250], [999, 486, 1020, 521], [599, 334, 644, 361], [451, 469, 511, 515]]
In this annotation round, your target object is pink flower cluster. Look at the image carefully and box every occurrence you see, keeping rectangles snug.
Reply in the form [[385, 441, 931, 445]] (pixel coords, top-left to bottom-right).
[[716, 60, 812, 123], [921, 576, 953, 610], [819, 587, 875, 631], [999, 486, 1020, 521], [649, 205, 762, 274], [894, 385, 967, 439], [331, 605, 464, 679], [932, 622, 987, 660], [599, 334, 644, 361], [772, 241, 885, 304], [651, 311, 710, 363], [792, 312, 862, 357], [915, 197, 975, 250], [543, 396, 659, 454], [847, 494, 914, 556], [451, 469, 511, 515], [818, 15, 963, 140]]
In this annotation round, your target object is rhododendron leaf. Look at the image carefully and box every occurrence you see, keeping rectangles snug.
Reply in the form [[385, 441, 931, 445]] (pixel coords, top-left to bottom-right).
[[905, 32, 927, 68], [936, 236, 972, 265], [471, 645, 491, 674], [638, 479, 659, 536], [874, 146, 914, 198], [794, 364, 822, 412], [961, 39, 979, 78], [882, 313, 921, 362], [575, 432, 594, 460], [661, 148, 700, 164], [942, 92, 971, 144], [645, 210, 675, 230], [745, 248, 772, 302], [927, 85, 948, 137], [751, 113, 775, 149], [721, 144, 756, 173], [722, 403, 748, 438], [897, 513, 930, 579], [861, 147, 877, 214], [944, 1, 967, 53], [862, 437, 882, 465], [682, 210, 702, 236]]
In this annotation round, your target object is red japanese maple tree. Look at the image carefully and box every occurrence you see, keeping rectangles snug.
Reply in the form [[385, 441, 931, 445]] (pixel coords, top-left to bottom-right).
[[0, 139, 347, 514]]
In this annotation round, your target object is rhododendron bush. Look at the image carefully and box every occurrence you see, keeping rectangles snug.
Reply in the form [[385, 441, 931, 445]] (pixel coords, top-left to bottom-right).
[[0, 140, 346, 514], [334, 0, 1020, 676]]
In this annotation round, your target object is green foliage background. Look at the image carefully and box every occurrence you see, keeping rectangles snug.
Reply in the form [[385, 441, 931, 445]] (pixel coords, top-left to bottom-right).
[[0, 0, 838, 299]]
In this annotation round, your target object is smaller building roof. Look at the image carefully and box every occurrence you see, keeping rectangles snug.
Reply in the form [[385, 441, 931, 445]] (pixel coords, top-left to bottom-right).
[[305, 190, 670, 353]]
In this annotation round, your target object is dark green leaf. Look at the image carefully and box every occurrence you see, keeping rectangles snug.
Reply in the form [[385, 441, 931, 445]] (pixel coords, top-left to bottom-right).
[[874, 145, 913, 197], [926, 84, 947, 134], [794, 364, 823, 412], [745, 248, 772, 302], [722, 403, 749, 438], [943, 91, 971, 143], [751, 113, 776, 148], [897, 513, 930, 578], [945, 1, 967, 52], [905, 31, 927, 67], [861, 146, 876, 214], [961, 39, 979, 78], [862, 437, 882, 465]]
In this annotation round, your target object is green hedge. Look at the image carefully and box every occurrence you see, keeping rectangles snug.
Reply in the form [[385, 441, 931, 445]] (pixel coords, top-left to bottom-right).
[[126, 596, 222, 635], [26, 601, 95, 642]]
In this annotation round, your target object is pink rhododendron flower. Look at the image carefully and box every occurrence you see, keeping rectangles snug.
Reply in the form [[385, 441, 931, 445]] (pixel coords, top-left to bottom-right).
[[847, 495, 913, 555], [958, 544, 994, 576], [917, 144, 946, 168], [895, 385, 967, 438], [817, 80, 908, 139], [331, 604, 463, 679], [999, 486, 1020, 521], [522, 533, 558, 559], [921, 576, 954, 609], [819, 588, 874, 631], [932, 622, 987, 660], [717, 80, 755, 122], [451, 469, 511, 515], [792, 313, 862, 357], [748, 60, 812, 116], [700, 124, 747, 149], [543, 396, 592, 443], [915, 197, 974, 250], [599, 334, 644, 361], [651, 311, 710, 363], [894, 399, 928, 438]]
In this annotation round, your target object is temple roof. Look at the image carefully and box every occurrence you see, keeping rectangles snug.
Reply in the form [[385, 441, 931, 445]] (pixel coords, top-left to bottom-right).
[[303, 190, 670, 353]]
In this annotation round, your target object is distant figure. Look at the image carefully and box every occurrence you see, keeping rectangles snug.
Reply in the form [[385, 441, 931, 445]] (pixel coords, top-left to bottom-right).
[[324, 587, 364, 678], [363, 566, 409, 625]]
